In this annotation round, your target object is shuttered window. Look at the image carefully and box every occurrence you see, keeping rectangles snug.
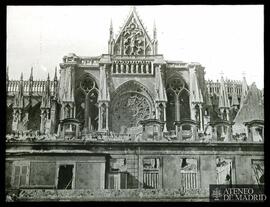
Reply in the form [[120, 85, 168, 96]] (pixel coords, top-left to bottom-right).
[[180, 158, 199, 189], [143, 158, 160, 189], [12, 161, 30, 189]]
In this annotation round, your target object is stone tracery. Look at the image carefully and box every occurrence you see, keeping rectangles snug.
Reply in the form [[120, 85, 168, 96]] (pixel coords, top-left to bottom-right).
[[123, 19, 144, 55], [111, 81, 154, 133], [166, 77, 191, 130], [113, 11, 153, 56], [112, 93, 151, 133], [75, 75, 99, 131]]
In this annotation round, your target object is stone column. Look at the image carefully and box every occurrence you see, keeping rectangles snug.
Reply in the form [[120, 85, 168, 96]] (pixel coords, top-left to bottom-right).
[[116, 64, 119, 74], [111, 64, 113, 74], [141, 64, 144, 73], [155, 103, 159, 120], [199, 104, 203, 131], [221, 125, 226, 141], [190, 104, 196, 121], [73, 106, 76, 118], [227, 125, 232, 142], [85, 97, 90, 132], [146, 64, 149, 73], [163, 103, 167, 132], [175, 95, 180, 122], [245, 126, 251, 142], [213, 126, 217, 141], [136, 64, 139, 73], [40, 109, 46, 134], [98, 103, 101, 131], [120, 63, 124, 73], [193, 126, 198, 141], [98, 102, 109, 132], [137, 148, 143, 189], [179, 125, 183, 141], [12, 109, 21, 132], [50, 100, 57, 134], [106, 104, 109, 131], [250, 127, 255, 142], [226, 109, 230, 121]]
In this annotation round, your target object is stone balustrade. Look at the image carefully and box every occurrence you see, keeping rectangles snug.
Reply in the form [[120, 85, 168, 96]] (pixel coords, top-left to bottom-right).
[[7, 80, 56, 96], [166, 62, 189, 68], [206, 80, 242, 97], [111, 61, 154, 75], [80, 57, 100, 66]]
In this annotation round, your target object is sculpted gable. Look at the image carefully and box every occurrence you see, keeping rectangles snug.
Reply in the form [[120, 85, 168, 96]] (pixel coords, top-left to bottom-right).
[[114, 8, 153, 56]]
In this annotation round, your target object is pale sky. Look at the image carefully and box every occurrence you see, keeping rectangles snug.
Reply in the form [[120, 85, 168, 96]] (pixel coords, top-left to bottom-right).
[[7, 5, 264, 89]]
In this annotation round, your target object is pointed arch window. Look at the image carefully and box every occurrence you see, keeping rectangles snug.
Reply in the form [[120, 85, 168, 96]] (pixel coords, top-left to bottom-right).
[[166, 77, 190, 130], [75, 74, 99, 132]]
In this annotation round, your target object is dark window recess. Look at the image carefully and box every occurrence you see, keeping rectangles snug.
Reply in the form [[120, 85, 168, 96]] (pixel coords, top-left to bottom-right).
[[57, 165, 74, 189], [121, 173, 129, 189]]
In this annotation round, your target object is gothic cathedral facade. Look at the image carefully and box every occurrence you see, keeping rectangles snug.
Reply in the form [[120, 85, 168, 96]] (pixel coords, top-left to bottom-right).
[[6, 7, 264, 201]]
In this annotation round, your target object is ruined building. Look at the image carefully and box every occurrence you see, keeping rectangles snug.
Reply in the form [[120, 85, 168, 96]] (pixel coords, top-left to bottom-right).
[[6, 7, 264, 201]]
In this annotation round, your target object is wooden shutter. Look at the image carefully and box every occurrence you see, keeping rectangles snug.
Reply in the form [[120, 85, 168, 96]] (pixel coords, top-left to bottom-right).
[[12, 162, 30, 189]]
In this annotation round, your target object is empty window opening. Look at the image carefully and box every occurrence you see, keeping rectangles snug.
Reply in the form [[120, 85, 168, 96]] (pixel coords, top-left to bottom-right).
[[252, 160, 264, 184], [180, 158, 198, 189], [216, 157, 233, 185], [143, 158, 160, 189], [107, 158, 129, 189], [253, 127, 263, 142], [57, 165, 74, 189]]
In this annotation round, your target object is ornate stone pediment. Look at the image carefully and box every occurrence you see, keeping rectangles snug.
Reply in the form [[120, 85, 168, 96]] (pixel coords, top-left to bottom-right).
[[114, 8, 153, 56]]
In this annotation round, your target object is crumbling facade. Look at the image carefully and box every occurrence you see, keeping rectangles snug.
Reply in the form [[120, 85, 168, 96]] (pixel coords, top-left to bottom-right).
[[6, 7, 264, 201]]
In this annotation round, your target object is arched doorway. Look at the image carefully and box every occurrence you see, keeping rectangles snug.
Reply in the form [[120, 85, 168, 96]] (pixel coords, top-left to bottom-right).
[[166, 77, 190, 131], [75, 74, 99, 132], [110, 81, 154, 134]]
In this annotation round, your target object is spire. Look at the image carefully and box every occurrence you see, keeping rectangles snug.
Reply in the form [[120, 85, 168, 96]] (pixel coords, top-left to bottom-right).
[[153, 20, 157, 40], [218, 75, 230, 109], [54, 66, 58, 81], [41, 73, 51, 109], [99, 65, 110, 102], [190, 67, 203, 104], [29, 67, 33, 81], [231, 84, 239, 107], [17, 72, 24, 98], [20, 72, 23, 81], [240, 74, 248, 108], [109, 19, 113, 39], [205, 90, 212, 106], [155, 65, 167, 102], [46, 73, 51, 95]]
